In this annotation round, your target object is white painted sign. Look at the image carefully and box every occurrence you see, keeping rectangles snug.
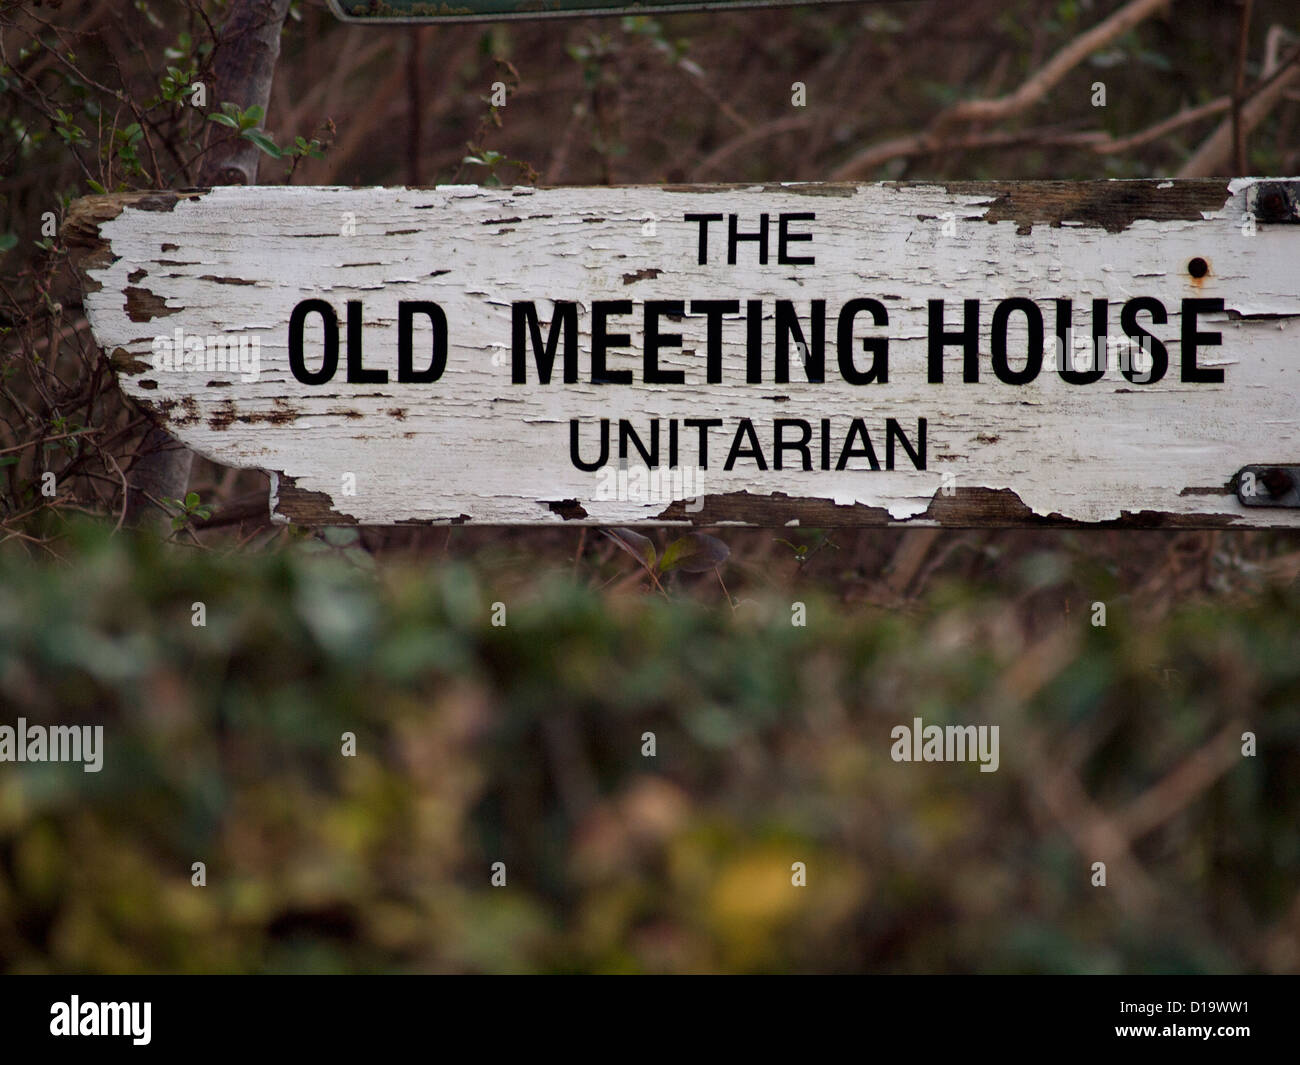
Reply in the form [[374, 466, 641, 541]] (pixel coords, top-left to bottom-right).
[[67, 179, 1300, 527]]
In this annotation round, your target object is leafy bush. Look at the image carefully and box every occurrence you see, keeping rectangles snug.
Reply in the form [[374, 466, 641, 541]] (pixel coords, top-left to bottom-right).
[[1, 522, 1296, 973]]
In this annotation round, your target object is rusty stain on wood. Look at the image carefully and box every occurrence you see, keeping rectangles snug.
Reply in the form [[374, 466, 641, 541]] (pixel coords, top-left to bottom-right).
[[950, 179, 1234, 234]]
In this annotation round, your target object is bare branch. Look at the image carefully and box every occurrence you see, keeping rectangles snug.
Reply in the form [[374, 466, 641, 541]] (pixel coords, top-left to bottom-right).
[[1092, 95, 1231, 154], [1177, 42, 1300, 177], [830, 125, 1106, 181], [935, 0, 1175, 129], [833, 0, 1177, 180]]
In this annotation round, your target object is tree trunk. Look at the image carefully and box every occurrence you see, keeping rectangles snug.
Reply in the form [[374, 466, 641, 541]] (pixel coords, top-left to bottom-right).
[[125, 0, 293, 532]]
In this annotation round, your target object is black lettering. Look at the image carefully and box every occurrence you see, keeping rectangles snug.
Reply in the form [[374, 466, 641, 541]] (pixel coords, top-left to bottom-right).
[[1056, 299, 1107, 385], [345, 300, 386, 383], [512, 301, 577, 384], [570, 419, 609, 471], [774, 419, 812, 470], [689, 300, 739, 384], [684, 418, 723, 469], [928, 299, 980, 383], [684, 213, 723, 264], [592, 300, 634, 384], [644, 301, 685, 384], [1181, 298, 1225, 383], [990, 298, 1043, 385], [746, 299, 764, 383], [836, 418, 880, 471], [724, 418, 767, 470], [288, 299, 339, 385], [886, 418, 926, 471], [619, 419, 659, 466], [398, 301, 447, 383], [777, 212, 815, 265], [775, 300, 825, 383], [728, 213, 770, 265], [1120, 297, 1168, 384], [837, 298, 889, 384]]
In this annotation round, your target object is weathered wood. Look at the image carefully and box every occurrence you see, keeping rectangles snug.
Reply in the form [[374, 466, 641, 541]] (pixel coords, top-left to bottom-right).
[[66, 179, 1300, 527]]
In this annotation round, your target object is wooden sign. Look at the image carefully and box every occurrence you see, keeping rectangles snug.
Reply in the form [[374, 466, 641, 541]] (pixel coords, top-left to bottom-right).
[[327, 0, 867, 24], [66, 179, 1300, 528]]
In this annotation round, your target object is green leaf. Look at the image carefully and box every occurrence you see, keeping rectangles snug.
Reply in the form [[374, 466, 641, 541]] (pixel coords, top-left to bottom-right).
[[241, 128, 283, 158], [0, 455, 19, 466], [606, 528, 657, 572], [207, 112, 238, 128], [86, 179, 107, 194], [658, 532, 730, 574], [184, 491, 199, 509], [0, 233, 16, 252]]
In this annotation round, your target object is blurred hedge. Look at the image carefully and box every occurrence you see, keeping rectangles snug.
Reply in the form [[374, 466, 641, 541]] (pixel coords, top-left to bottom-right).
[[0, 523, 1297, 973]]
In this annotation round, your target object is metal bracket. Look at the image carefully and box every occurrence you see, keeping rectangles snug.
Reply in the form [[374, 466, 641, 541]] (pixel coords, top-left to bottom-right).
[[1236, 465, 1300, 507], [1250, 181, 1300, 224]]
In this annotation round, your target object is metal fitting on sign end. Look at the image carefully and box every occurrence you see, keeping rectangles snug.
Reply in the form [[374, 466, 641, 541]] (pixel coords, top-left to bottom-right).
[[1236, 465, 1300, 507], [1251, 182, 1299, 224]]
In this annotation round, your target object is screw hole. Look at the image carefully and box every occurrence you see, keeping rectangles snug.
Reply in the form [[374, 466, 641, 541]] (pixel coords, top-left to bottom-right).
[[1188, 257, 1209, 279]]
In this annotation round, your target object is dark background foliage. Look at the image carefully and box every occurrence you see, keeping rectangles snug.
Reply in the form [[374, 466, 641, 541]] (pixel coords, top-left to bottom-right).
[[2, 524, 1298, 972]]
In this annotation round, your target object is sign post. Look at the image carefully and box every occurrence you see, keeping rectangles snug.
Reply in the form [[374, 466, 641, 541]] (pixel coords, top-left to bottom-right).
[[67, 178, 1300, 527]]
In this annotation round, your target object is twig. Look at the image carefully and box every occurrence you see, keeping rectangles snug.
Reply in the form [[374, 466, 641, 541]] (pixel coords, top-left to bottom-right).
[[0, 427, 101, 457], [1093, 96, 1231, 154], [573, 527, 587, 577], [104, 449, 128, 534], [1232, 0, 1255, 175], [693, 114, 814, 179], [936, 0, 1176, 130], [833, 0, 1177, 180], [1178, 41, 1300, 176], [1118, 722, 1244, 841], [715, 565, 736, 614], [831, 125, 1105, 181]]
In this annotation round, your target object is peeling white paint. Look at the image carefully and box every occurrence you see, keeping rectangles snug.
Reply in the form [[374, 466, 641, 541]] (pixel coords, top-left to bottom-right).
[[76, 181, 1300, 526]]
